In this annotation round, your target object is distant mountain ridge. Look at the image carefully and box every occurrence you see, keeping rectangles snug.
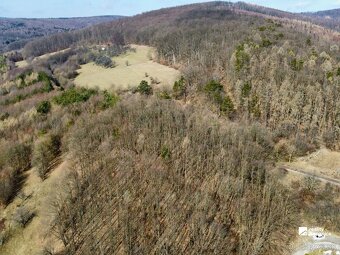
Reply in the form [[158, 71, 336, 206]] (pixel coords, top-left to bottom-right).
[[302, 8, 340, 31], [232, 1, 340, 31], [303, 8, 340, 18], [2, 1, 340, 54], [0, 15, 123, 52], [202, 1, 340, 32], [163, 1, 340, 31], [18, 1, 339, 59]]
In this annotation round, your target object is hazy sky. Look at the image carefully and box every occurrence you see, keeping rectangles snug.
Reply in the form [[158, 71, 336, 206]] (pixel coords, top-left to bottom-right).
[[0, 0, 340, 18]]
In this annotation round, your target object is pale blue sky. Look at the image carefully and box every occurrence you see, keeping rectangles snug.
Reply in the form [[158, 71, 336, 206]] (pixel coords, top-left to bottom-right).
[[0, 0, 340, 18]]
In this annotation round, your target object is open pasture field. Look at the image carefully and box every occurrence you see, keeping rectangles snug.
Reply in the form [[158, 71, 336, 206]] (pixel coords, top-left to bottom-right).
[[74, 45, 180, 91]]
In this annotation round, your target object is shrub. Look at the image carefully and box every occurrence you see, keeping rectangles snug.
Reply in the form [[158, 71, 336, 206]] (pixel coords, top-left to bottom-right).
[[204, 80, 234, 117], [241, 81, 252, 98], [6, 143, 31, 172], [303, 176, 321, 192], [36, 101, 51, 114], [0, 112, 9, 121], [249, 94, 261, 118], [101, 90, 119, 109], [41, 245, 57, 255], [15, 71, 54, 91], [32, 134, 61, 180], [0, 227, 11, 246], [273, 122, 296, 140], [150, 76, 160, 85], [53, 88, 97, 106], [136, 80, 153, 95], [16, 70, 33, 88], [294, 135, 315, 156], [330, 44, 339, 52], [0, 55, 6, 72], [160, 146, 171, 160], [290, 58, 304, 71], [258, 26, 266, 31], [234, 44, 250, 72], [220, 96, 235, 115], [104, 45, 126, 57], [0, 168, 17, 205], [204, 80, 223, 94], [173, 76, 186, 99], [37, 72, 54, 92], [95, 56, 115, 68], [12, 206, 35, 227], [274, 140, 295, 161], [0, 88, 8, 96], [158, 91, 171, 100], [261, 38, 272, 47], [0, 142, 31, 205], [275, 33, 284, 39], [327, 71, 333, 81]]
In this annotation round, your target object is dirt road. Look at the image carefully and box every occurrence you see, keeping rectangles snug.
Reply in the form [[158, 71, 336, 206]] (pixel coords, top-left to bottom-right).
[[283, 166, 340, 187]]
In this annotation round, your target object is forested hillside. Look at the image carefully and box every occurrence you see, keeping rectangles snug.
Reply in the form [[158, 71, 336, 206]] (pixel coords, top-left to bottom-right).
[[0, 16, 123, 52], [20, 2, 340, 59], [0, 2, 340, 255], [303, 8, 340, 31], [21, 1, 339, 150]]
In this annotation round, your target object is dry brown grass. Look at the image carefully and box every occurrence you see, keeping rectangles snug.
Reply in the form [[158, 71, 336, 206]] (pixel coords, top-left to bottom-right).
[[74, 45, 180, 91], [284, 148, 340, 180], [0, 160, 69, 255], [15, 48, 71, 68]]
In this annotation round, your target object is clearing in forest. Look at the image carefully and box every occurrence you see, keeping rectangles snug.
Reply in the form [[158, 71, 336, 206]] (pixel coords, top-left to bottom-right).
[[15, 48, 71, 68], [277, 148, 340, 188], [74, 45, 180, 91], [285, 148, 340, 180]]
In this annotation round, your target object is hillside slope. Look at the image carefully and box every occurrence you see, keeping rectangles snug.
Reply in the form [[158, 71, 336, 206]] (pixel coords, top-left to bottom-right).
[[0, 2, 340, 255], [232, 2, 340, 32], [21, 1, 340, 59], [0, 15, 123, 52], [302, 8, 340, 31]]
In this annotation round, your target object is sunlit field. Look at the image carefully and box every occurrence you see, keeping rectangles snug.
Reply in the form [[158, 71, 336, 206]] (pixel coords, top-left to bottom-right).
[[74, 45, 180, 91]]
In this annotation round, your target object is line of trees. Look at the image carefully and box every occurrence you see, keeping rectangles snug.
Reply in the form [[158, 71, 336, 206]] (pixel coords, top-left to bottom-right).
[[23, 29, 125, 58]]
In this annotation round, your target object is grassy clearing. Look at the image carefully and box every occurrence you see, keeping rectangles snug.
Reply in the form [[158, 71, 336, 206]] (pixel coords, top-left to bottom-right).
[[15, 48, 71, 68], [285, 148, 340, 180], [74, 45, 180, 91], [15, 60, 28, 68], [277, 148, 340, 190]]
